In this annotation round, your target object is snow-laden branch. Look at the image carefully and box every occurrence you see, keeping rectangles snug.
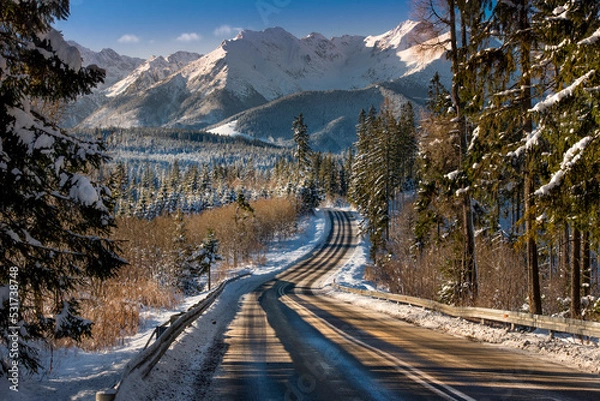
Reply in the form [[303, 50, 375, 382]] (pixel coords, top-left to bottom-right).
[[578, 27, 600, 46], [507, 126, 542, 159], [467, 126, 480, 152], [535, 136, 594, 196], [529, 70, 595, 113], [37, 28, 82, 72]]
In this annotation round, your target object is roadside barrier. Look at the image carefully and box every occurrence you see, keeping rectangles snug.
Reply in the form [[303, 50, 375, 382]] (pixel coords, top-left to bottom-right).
[[332, 283, 600, 339], [96, 272, 251, 401]]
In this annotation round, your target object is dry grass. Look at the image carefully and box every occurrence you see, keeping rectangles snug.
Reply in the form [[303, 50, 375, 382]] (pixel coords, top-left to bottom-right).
[[369, 206, 444, 300], [475, 236, 528, 311], [64, 196, 299, 350], [373, 202, 599, 320], [187, 196, 298, 268], [382, 209, 531, 309]]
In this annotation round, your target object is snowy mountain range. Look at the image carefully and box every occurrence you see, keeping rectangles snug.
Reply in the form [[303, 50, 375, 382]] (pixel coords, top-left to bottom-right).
[[66, 20, 451, 152]]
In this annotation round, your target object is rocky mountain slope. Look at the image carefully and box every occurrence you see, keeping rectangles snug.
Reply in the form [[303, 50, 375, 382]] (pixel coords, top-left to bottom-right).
[[61, 43, 145, 127], [67, 20, 450, 151]]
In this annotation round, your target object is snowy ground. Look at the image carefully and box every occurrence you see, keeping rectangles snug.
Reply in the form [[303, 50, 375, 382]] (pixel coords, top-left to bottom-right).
[[1, 210, 328, 401], [3, 208, 598, 400], [322, 211, 600, 376]]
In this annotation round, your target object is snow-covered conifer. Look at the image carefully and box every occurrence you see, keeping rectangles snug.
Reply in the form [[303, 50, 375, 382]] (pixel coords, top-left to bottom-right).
[[0, 0, 124, 374]]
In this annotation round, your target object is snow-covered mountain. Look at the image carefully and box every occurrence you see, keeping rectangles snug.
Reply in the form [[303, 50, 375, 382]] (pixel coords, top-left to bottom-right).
[[70, 42, 145, 87], [207, 80, 428, 153], [62, 43, 145, 127], [104, 51, 202, 98], [70, 20, 450, 151]]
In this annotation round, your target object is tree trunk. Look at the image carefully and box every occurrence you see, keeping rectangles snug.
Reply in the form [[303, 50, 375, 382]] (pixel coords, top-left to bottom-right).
[[462, 193, 477, 302], [518, 0, 542, 315], [571, 227, 581, 318], [525, 169, 542, 314], [449, 0, 477, 304], [582, 231, 591, 297], [208, 265, 212, 290]]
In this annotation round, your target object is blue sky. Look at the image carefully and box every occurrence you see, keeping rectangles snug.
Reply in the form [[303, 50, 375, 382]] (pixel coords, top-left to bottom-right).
[[55, 0, 413, 58]]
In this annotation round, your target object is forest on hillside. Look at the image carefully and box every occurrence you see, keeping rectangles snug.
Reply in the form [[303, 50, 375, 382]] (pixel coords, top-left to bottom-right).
[[2, 0, 600, 379], [350, 0, 600, 321]]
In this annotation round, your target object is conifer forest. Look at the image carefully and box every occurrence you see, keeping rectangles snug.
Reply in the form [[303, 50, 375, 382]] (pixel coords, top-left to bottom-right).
[[1, 0, 600, 380]]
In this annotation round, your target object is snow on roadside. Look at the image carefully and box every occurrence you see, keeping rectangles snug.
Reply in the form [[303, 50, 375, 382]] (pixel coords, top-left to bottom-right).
[[1, 210, 328, 401], [115, 209, 328, 401], [323, 222, 600, 375], [322, 210, 378, 292]]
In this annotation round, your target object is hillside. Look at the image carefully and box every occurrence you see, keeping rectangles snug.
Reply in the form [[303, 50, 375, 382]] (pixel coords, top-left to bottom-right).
[[67, 20, 450, 152], [207, 79, 427, 152]]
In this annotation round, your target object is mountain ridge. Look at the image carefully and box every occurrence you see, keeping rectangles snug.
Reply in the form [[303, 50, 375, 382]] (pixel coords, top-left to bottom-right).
[[66, 20, 450, 152]]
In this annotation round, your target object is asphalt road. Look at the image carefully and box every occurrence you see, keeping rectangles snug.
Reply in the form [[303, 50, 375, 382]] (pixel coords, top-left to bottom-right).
[[206, 210, 600, 400]]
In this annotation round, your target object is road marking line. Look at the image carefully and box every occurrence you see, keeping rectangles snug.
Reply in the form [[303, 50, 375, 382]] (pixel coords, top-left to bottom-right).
[[284, 295, 477, 401]]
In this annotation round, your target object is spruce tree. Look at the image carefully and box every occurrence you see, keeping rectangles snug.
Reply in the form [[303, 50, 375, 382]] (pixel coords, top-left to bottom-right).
[[292, 114, 319, 213], [414, 75, 454, 248], [529, 0, 600, 318], [292, 113, 311, 179], [414, 0, 491, 303], [0, 0, 124, 374], [197, 228, 221, 290], [351, 103, 417, 261]]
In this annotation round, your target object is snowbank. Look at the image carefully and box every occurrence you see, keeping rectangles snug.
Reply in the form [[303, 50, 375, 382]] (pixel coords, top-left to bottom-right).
[[0, 211, 328, 401], [323, 219, 600, 375]]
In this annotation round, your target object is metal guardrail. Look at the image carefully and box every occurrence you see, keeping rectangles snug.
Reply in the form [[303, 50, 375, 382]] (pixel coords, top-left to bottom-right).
[[96, 272, 251, 401], [332, 283, 600, 339]]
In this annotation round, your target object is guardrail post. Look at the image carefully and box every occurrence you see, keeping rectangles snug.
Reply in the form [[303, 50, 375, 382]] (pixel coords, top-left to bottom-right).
[[156, 325, 168, 339], [96, 390, 116, 401]]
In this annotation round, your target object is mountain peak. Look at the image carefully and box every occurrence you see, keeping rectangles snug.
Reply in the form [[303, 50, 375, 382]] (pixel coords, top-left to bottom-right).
[[233, 26, 295, 42], [305, 32, 328, 41], [166, 51, 202, 65], [70, 20, 450, 140], [104, 50, 201, 98], [365, 20, 429, 50]]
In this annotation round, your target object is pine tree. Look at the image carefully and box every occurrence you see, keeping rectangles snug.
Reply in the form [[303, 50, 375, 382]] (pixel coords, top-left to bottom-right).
[[414, 75, 453, 248], [349, 107, 376, 219], [197, 228, 221, 290], [232, 189, 254, 267], [351, 103, 418, 260], [166, 159, 181, 214], [109, 161, 129, 217], [0, 0, 123, 374], [341, 148, 354, 199], [529, 0, 600, 318], [292, 113, 311, 179], [414, 0, 488, 303], [292, 114, 319, 213]]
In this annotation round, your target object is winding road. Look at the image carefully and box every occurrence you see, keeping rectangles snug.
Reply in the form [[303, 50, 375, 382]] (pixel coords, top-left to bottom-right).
[[205, 210, 600, 400]]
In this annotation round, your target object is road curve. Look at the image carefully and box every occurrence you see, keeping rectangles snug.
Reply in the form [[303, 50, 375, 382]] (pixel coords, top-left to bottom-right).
[[206, 210, 600, 400]]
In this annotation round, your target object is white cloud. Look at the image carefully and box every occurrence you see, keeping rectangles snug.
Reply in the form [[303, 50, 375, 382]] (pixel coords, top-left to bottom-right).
[[213, 25, 242, 37], [118, 34, 140, 44], [176, 32, 202, 42]]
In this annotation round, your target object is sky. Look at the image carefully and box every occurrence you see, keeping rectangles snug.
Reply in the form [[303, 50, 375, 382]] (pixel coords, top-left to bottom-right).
[[55, 0, 413, 59]]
